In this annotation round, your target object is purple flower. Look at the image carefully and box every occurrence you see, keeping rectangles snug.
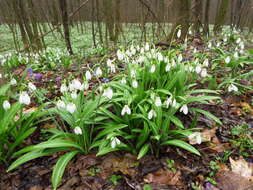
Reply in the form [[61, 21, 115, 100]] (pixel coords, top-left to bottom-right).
[[101, 78, 110, 83], [56, 76, 62, 86], [27, 68, 33, 78], [34, 73, 43, 82], [204, 182, 212, 190]]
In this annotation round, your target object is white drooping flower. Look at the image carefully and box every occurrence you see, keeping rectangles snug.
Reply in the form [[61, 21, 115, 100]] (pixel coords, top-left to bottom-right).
[[117, 50, 124, 60], [150, 65, 156, 73], [121, 105, 131, 116], [107, 59, 114, 67], [110, 64, 116, 73], [95, 67, 102, 77], [120, 77, 127, 84], [3, 100, 10, 110], [178, 54, 183, 62], [69, 79, 83, 91], [74, 126, 82, 135], [234, 52, 239, 59], [180, 104, 188, 115], [56, 100, 66, 109], [177, 29, 181, 38], [203, 59, 209, 67], [0, 73, 2, 79], [66, 103, 76, 113], [228, 84, 238, 92], [28, 82, 36, 91], [145, 43, 150, 51], [200, 68, 207, 78], [132, 80, 138, 88], [102, 87, 113, 99], [148, 109, 157, 120], [165, 64, 171, 72], [19, 91, 30, 105], [71, 91, 78, 99], [172, 99, 177, 107], [208, 42, 212, 49], [111, 137, 121, 148], [195, 65, 202, 74], [155, 96, 162, 107], [193, 48, 197, 54], [236, 38, 241, 44], [130, 70, 136, 78], [188, 132, 202, 145], [10, 78, 17, 85], [137, 56, 145, 63], [60, 84, 68, 93], [157, 53, 163, 62], [164, 96, 172, 108], [225, 56, 231, 64], [85, 71, 92, 80], [83, 81, 89, 90]]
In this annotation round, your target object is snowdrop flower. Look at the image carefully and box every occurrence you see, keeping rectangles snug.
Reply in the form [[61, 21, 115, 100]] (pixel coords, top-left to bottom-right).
[[155, 96, 162, 107], [66, 103, 76, 113], [137, 56, 145, 63], [28, 82, 36, 91], [228, 84, 238, 92], [240, 42, 244, 50], [239, 49, 244, 54], [130, 46, 136, 55], [148, 109, 157, 120], [180, 104, 188, 115], [140, 48, 145, 54], [56, 100, 65, 109], [165, 64, 171, 72], [85, 71, 92, 80], [117, 50, 124, 60], [172, 99, 177, 107], [157, 53, 163, 62], [10, 78, 17, 85], [111, 137, 121, 148], [19, 91, 30, 105], [120, 77, 127, 84], [217, 42, 221, 47], [150, 65, 156, 73], [3, 100, 10, 110], [74, 126, 82, 135], [208, 42, 212, 49], [177, 29, 181, 38], [71, 91, 78, 99], [234, 52, 239, 59], [225, 56, 231, 64], [200, 68, 207, 78], [110, 64, 116, 73], [130, 70, 136, 78], [60, 84, 68, 93], [203, 59, 209, 67], [121, 105, 131, 116], [195, 65, 202, 74], [145, 43, 150, 51], [188, 132, 202, 145], [95, 67, 102, 77], [178, 54, 183, 62], [164, 97, 172, 108], [236, 38, 241, 44], [0, 73, 2, 79], [70, 79, 83, 91], [132, 80, 138, 88], [107, 59, 113, 67], [188, 30, 192, 35], [103, 87, 113, 99], [193, 48, 197, 54]]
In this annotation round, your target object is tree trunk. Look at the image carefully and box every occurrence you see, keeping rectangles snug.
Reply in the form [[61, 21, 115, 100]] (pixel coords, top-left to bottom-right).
[[213, 0, 229, 34], [203, 0, 210, 35], [58, 0, 73, 55]]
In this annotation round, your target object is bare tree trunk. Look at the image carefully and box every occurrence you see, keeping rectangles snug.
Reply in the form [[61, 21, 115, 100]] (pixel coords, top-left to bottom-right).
[[213, 0, 229, 34], [192, 0, 203, 35], [203, 0, 210, 35], [58, 0, 73, 55]]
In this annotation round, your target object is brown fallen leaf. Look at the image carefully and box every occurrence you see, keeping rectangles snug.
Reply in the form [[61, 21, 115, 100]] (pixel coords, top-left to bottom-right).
[[229, 157, 253, 178], [216, 170, 253, 190], [144, 169, 181, 185]]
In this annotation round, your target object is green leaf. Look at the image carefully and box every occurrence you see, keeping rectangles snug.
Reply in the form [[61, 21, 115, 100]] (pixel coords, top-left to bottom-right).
[[137, 143, 150, 159], [170, 116, 184, 129], [191, 108, 222, 125], [14, 139, 84, 156], [52, 151, 78, 190], [162, 140, 200, 156]]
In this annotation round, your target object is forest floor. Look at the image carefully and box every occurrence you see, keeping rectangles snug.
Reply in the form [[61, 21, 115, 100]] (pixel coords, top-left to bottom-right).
[[0, 29, 253, 190]]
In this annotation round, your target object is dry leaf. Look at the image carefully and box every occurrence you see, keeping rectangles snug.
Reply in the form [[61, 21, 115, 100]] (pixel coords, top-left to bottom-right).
[[229, 157, 253, 178]]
